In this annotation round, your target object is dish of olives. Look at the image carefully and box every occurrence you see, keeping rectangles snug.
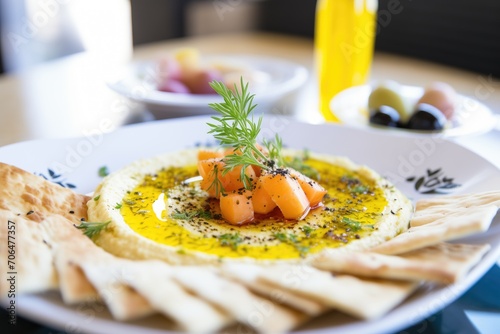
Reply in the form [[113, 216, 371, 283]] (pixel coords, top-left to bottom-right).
[[330, 82, 496, 137]]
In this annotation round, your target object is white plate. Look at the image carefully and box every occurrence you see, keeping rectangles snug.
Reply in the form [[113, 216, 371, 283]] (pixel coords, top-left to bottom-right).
[[330, 84, 497, 137], [107, 55, 308, 118], [1, 116, 499, 334]]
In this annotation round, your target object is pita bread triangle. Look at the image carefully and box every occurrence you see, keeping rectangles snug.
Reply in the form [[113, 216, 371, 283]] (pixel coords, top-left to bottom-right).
[[0, 162, 90, 224], [311, 242, 490, 283], [370, 192, 498, 255]]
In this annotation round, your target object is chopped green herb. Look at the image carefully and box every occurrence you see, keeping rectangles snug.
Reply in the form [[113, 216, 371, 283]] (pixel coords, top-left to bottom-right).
[[218, 233, 242, 250], [295, 245, 311, 255], [274, 232, 288, 243], [93, 195, 100, 201], [273, 232, 310, 257], [351, 185, 369, 194], [342, 217, 361, 231], [285, 153, 320, 180], [75, 221, 110, 239], [288, 233, 299, 243], [171, 212, 196, 220], [196, 210, 213, 219], [301, 225, 315, 237], [170, 210, 212, 220], [115, 203, 122, 209], [98, 166, 109, 177]]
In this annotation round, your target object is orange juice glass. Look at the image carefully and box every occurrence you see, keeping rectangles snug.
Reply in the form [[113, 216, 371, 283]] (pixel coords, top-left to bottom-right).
[[315, 0, 378, 122]]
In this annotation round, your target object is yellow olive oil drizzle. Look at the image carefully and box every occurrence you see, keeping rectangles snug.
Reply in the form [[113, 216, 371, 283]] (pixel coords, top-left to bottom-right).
[[121, 158, 388, 260]]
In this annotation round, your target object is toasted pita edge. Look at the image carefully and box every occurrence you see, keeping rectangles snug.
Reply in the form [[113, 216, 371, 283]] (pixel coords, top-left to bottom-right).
[[255, 264, 418, 320], [0, 210, 58, 296], [0, 162, 90, 224], [371, 205, 497, 255], [311, 243, 491, 283]]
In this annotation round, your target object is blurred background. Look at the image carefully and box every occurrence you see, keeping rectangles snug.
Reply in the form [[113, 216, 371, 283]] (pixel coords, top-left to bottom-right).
[[1, 2, 500, 333], [1, 0, 499, 77]]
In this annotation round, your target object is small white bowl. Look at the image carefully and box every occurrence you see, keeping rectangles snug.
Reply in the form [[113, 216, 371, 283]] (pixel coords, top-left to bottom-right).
[[330, 84, 496, 137], [107, 55, 308, 119]]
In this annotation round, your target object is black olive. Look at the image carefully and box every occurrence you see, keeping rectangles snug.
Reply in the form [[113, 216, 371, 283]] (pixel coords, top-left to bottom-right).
[[369, 105, 400, 127], [407, 103, 447, 131]]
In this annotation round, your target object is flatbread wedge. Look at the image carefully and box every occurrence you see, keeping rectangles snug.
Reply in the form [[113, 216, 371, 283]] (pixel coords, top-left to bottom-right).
[[220, 263, 329, 316], [248, 264, 418, 320], [0, 210, 58, 296], [0, 162, 90, 223], [370, 205, 498, 255], [118, 261, 234, 333], [172, 266, 308, 333], [38, 214, 156, 321], [414, 191, 500, 219], [39, 214, 233, 332], [310, 243, 490, 284]]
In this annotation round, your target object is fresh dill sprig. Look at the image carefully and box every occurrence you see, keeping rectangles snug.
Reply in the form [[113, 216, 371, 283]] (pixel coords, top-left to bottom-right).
[[263, 134, 284, 167], [207, 164, 226, 196], [207, 78, 283, 193], [75, 221, 111, 239]]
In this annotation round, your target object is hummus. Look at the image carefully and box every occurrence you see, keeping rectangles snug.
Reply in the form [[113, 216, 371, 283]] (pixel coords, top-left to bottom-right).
[[87, 149, 413, 265]]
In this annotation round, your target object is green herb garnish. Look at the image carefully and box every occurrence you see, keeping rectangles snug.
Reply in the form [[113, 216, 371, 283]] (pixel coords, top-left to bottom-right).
[[274, 232, 288, 243], [351, 185, 369, 194], [207, 79, 283, 195], [171, 212, 195, 220], [75, 221, 110, 238], [170, 210, 212, 220], [274, 232, 310, 257], [285, 151, 320, 180], [98, 166, 109, 177], [342, 217, 361, 231], [207, 164, 226, 196], [93, 195, 100, 201], [301, 225, 315, 237], [115, 203, 122, 209], [218, 233, 243, 250]]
